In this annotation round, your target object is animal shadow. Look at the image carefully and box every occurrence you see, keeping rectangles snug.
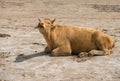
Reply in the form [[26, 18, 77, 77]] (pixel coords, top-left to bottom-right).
[[14, 51, 48, 62]]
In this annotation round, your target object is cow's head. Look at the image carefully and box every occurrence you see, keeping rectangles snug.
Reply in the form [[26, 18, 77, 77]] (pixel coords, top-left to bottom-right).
[[35, 18, 56, 34]]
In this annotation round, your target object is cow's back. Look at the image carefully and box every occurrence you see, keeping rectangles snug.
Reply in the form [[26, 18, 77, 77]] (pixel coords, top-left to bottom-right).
[[52, 25, 114, 54], [66, 27, 98, 53]]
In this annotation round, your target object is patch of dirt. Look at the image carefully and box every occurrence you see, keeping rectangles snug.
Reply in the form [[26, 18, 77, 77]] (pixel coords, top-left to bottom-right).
[[73, 56, 90, 62], [0, 33, 10, 37], [0, 80, 8, 81], [0, 52, 10, 58], [31, 42, 46, 46], [92, 4, 120, 12], [0, 0, 24, 8]]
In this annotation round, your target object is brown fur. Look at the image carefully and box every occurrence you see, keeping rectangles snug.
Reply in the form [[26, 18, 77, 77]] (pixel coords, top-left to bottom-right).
[[36, 18, 115, 56]]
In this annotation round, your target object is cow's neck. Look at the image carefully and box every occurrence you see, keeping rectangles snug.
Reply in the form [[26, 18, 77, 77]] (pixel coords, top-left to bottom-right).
[[42, 25, 56, 50], [43, 30, 54, 50]]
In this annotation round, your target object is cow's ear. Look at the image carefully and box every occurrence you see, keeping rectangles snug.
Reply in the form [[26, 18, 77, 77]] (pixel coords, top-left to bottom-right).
[[52, 18, 56, 24], [38, 18, 41, 22]]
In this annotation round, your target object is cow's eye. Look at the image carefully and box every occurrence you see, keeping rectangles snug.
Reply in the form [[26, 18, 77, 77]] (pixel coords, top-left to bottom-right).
[[47, 22, 50, 24]]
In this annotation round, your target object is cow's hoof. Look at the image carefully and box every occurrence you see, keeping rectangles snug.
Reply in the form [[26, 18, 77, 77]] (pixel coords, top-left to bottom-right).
[[44, 47, 51, 53], [78, 52, 89, 58]]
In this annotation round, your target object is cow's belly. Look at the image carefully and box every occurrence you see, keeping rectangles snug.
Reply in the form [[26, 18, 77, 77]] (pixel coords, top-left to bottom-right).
[[70, 33, 96, 53], [71, 43, 96, 54]]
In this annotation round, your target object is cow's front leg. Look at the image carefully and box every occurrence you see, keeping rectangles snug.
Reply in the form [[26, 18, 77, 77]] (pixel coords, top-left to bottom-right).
[[51, 46, 72, 56]]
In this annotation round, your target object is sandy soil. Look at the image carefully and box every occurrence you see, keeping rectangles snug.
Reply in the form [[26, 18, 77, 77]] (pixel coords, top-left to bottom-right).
[[0, 0, 120, 81]]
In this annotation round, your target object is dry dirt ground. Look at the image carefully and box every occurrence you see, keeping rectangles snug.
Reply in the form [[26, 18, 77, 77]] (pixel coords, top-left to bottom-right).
[[0, 0, 120, 81]]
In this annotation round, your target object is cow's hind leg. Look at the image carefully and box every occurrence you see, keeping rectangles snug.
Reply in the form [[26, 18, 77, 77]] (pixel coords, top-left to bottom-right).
[[88, 50, 105, 56], [78, 50, 105, 57], [93, 31, 112, 55]]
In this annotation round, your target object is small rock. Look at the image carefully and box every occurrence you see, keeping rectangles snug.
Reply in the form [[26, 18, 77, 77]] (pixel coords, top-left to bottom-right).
[[0, 52, 10, 58]]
